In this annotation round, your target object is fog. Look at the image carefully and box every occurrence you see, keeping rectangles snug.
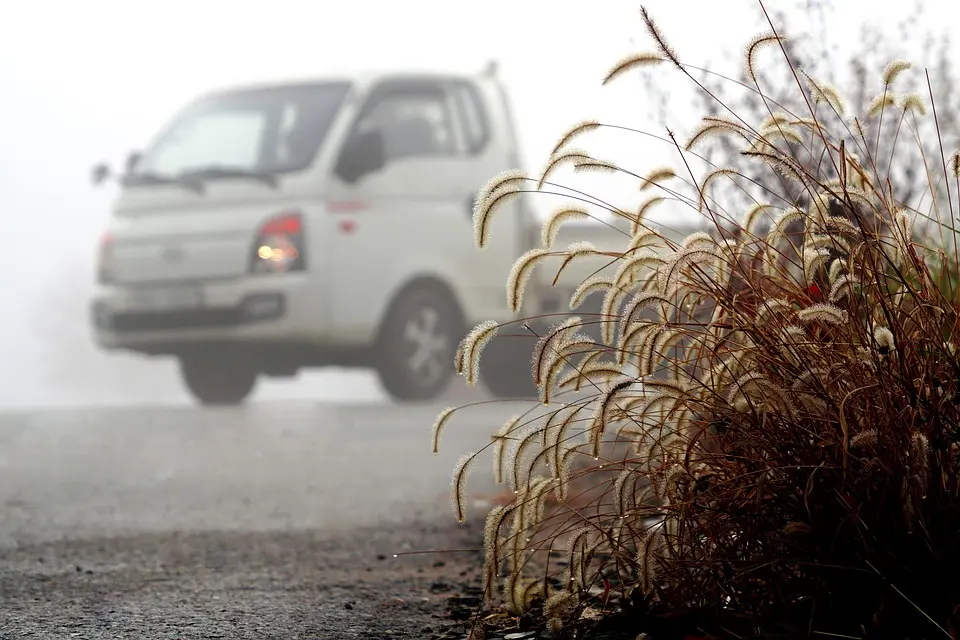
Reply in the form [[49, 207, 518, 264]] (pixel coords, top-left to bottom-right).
[[0, 0, 947, 408]]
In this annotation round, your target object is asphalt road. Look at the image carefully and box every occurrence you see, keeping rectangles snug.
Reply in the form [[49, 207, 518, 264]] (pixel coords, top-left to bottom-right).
[[0, 385, 523, 639]]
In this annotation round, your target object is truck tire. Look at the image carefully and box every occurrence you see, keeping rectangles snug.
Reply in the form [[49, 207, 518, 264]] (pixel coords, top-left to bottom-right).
[[179, 356, 258, 406], [376, 284, 462, 402], [478, 322, 540, 400]]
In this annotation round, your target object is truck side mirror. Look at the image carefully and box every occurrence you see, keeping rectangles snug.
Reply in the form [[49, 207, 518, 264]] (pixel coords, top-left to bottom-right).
[[124, 151, 142, 174], [91, 162, 111, 187], [336, 129, 386, 183]]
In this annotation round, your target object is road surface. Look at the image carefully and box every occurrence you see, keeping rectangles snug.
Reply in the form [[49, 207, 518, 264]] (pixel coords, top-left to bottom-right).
[[0, 385, 525, 639]]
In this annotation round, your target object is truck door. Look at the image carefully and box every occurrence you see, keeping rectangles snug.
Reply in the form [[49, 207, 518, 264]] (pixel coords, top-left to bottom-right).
[[324, 77, 489, 343]]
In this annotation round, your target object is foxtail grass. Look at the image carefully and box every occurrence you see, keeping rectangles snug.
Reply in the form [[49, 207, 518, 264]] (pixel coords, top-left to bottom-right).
[[434, 3, 960, 638]]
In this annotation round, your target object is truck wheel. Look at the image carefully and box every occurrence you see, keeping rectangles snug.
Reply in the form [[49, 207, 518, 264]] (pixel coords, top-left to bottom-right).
[[376, 285, 462, 402], [479, 323, 539, 400], [179, 357, 258, 406]]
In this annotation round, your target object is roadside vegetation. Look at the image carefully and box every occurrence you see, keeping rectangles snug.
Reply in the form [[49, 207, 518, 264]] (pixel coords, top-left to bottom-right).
[[431, 2, 960, 638]]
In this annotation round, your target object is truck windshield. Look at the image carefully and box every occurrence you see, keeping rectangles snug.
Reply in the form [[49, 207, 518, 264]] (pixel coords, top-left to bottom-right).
[[127, 81, 352, 186]]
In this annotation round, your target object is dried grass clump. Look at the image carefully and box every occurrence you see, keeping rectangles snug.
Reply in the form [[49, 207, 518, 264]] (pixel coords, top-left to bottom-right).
[[434, 4, 960, 638]]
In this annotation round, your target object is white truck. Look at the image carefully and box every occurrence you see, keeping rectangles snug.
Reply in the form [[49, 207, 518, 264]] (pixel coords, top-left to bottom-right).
[[89, 63, 698, 406]]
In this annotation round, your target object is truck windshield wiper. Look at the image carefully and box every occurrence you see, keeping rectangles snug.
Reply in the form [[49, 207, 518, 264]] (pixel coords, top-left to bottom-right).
[[121, 171, 206, 194], [181, 166, 280, 189]]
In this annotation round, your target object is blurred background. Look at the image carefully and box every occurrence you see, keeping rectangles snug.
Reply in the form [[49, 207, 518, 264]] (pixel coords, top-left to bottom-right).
[[2, 0, 951, 409]]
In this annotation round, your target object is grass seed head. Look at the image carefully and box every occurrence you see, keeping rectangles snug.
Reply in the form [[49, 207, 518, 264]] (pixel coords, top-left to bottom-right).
[[438, 8, 960, 636]]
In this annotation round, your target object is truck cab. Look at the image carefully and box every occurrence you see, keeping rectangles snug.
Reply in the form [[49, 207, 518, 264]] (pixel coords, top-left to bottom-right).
[[91, 65, 549, 405], [91, 64, 700, 406]]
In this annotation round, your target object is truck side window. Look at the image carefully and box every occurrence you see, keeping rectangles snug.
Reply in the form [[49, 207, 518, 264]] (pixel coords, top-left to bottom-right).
[[450, 82, 490, 155], [354, 87, 456, 164]]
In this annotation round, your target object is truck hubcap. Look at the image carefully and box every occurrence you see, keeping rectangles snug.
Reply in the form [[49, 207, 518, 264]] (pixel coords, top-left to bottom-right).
[[404, 306, 450, 387]]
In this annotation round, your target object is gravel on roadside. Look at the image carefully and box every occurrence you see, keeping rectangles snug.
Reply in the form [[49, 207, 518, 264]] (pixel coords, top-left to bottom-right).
[[0, 517, 491, 640]]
